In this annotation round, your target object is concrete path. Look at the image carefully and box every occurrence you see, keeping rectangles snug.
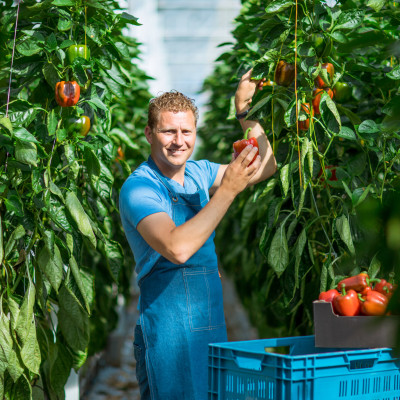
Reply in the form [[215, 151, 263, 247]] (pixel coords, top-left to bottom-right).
[[80, 270, 257, 399]]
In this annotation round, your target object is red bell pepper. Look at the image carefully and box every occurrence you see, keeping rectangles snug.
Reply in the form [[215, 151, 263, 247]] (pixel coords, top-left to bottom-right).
[[374, 279, 396, 299], [337, 272, 370, 292], [315, 63, 334, 88], [233, 128, 259, 165], [55, 81, 80, 107], [312, 87, 333, 115], [298, 103, 313, 131], [332, 289, 360, 316], [318, 289, 339, 303], [359, 290, 388, 316]]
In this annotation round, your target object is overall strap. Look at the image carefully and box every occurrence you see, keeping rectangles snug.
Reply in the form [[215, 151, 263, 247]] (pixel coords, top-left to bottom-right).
[[147, 156, 201, 199]]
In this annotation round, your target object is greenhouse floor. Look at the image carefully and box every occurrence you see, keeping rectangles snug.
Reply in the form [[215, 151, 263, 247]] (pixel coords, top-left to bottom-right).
[[80, 269, 257, 400]]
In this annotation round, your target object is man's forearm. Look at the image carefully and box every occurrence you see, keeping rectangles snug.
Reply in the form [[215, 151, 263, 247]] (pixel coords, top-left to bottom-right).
[[168, 185, 235, 264]]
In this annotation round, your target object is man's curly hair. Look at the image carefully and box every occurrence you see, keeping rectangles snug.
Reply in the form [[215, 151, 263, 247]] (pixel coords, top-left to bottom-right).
[[147, 91, 199, 130]]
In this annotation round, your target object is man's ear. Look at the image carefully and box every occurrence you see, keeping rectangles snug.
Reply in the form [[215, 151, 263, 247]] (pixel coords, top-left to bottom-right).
[[144, 126, 152, 144]]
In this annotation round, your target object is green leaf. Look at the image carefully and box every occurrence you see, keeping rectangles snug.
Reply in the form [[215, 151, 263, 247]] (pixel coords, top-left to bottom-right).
[[20, 317, 41, 374], [320, 92, 341, 134], [267, 224, 289, 277], [386, 66, 400, 80], [358, 119, 379, 134], [280, 164, 290, 197], [353, 185, 371, 208], [13, 127, 40, 144], [336, 126, 356, 140], [49, 339, 73, 393], [15, 140, 38, 167], [42, 63, 60, 89], [17, 40, 42, 56], [49, 181, 64, 202], [65, 191, 97, 248], [86, 97, 108, 112], [0, 117, 13, 133], [109, 128, 139, 149], [69, 256, 91, 313], [336, 215, 355, 255], [15, 279, 36, 344], [46, 33, 58, 51], [0, 214, 3, 265], [367, 0, 386, 12], [12, 373, 32, 400], [84, 148, 101, 178], [47, 110, 58, 136], [5, 195, 24, 217], [284, 100, 297, 127], [0, 313, 13, 375], [334, 10, 364, 31], [4, 225, 25, 259], [265, 0, 295, 14], [368, 253, 381, 278], [58, 285, 90, 352], [294, 229, 307, 289], [52, 0, 75, 5], [119, 12, 141, 25], [58, 17, 73, 31], [104, 239, 123, 281], [37, 242, 63, 293], [337, 104, 361, 125]]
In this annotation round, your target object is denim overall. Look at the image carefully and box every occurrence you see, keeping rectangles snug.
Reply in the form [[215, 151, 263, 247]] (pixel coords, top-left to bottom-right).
[[137, 158, 227, 399]]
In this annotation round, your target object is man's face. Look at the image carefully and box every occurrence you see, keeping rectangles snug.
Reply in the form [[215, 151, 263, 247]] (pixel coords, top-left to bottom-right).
[[145, 110, 197, 174]]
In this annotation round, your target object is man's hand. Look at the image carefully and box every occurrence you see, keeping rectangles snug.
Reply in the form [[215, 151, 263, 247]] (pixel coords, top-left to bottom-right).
[[235, 69, 266, 113], [220, 144, 261, 198]]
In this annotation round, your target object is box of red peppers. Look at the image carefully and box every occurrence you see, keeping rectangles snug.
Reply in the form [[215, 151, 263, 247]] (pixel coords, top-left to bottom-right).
[[313, 272, 400, 348]]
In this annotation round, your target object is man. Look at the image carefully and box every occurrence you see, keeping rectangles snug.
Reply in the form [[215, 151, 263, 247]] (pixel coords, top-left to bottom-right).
[[119, 69, 277, 399]]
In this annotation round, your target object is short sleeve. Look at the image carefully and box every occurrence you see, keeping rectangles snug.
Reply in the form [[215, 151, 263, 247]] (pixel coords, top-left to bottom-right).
[[119, 177, 166, 228], [190, 160, 220, 190]]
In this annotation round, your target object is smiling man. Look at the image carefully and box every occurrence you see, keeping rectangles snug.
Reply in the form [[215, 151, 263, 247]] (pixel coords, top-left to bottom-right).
[[119, 70, 277, 400]]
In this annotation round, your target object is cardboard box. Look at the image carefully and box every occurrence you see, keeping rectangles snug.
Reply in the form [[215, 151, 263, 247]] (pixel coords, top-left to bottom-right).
[[313, 300, 400, 348]]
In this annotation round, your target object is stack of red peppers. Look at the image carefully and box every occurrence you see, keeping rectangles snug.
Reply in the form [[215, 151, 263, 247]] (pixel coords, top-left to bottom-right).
[[318, 272, 397, 316]]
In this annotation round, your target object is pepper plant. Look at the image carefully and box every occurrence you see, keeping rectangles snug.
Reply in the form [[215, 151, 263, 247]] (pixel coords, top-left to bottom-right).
[[198, 0, 400, 338], [0, 0, 151, 397]]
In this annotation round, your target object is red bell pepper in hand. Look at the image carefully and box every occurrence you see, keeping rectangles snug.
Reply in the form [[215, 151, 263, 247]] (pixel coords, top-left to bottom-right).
[[337, 272, 370, 292], [233, 128, 259, 165], [319, 289, 339, 303], [374, 279, 396, 299], [332, 289, 360, 316], [359, 290, 388, 316], [55, 81, 80, 107]]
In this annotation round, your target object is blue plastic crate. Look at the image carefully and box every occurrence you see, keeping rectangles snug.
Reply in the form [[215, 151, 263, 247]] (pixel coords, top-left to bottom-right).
[[208, 335, 400, 400]]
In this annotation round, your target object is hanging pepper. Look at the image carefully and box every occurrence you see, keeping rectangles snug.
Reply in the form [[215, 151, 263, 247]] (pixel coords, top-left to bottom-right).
[[374, 279, 396, 299], [66, 116, 91, 136], [319, 289, 339, 303], [359, 290, 388, 316], [332, 289, 360, 316], [298, 103, 313, 131], [337, 272, 370, 292], [274, 60, 295, 87], [233, 128, 259, 165], [315, 63, 334, 88], [66, 44, 90, 64], [55, 81, 80, 107], [312, 87, 333, 115]]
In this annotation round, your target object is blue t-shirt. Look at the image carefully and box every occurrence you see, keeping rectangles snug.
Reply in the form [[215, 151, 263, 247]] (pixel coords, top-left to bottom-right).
[[119, 157, 220, 283]]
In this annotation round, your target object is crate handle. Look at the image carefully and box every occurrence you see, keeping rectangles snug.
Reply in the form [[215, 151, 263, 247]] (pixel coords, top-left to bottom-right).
[[345, 353, 380, 370], [232, 352, 263, 371]]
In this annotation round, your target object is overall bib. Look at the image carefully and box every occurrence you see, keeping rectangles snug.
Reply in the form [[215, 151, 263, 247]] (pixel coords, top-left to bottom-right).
[[137, 158, 227, 400]]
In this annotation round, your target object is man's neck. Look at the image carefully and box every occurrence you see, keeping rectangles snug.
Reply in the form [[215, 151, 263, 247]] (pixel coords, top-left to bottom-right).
[[151, 156, 186, 186]]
